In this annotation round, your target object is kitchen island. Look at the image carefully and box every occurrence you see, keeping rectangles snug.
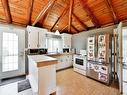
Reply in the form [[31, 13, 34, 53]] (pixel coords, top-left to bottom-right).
[[27, 55, 58, 95]]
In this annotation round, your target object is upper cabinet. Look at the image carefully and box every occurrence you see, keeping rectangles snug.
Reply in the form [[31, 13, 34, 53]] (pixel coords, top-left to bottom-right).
[[39, 32, 47, 48], [27, 26, 48, 49], [27, 26, 72, 49], [28, 30, 39, 49], [62, 33, 72, 48]]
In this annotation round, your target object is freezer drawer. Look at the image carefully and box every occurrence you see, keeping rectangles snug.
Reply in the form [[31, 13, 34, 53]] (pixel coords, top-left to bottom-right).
[[86, 62, 111, 84]]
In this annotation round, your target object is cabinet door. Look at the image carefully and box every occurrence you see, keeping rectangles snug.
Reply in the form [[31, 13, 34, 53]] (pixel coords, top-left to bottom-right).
[[67, 55, 73, 67], [62, 36, 67, 48], [39, 32, 47, 48], [28, 31, 38, 49], [62, 34, 71, 48], [67, 36, 71, 48]]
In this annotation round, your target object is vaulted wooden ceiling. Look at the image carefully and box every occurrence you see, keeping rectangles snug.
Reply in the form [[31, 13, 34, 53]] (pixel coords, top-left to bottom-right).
[[0, 0, 127, 34]]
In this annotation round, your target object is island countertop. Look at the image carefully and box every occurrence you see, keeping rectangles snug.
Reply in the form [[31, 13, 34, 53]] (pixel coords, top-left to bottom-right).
[[28, 55, 58, 67]]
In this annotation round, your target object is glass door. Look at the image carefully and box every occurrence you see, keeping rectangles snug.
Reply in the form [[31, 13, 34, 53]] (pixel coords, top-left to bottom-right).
[[0, 29, 25, 79]]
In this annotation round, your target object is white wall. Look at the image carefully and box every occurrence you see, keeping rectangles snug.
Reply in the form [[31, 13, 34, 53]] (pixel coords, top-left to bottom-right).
[[72, 22, 127, 53]]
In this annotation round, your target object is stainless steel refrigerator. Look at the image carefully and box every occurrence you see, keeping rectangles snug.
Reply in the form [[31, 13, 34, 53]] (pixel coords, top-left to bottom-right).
[[86, 34, 112, 84]]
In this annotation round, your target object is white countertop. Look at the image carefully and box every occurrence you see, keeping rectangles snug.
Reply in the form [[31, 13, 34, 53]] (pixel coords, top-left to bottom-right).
[[28, 55, 58, 67]]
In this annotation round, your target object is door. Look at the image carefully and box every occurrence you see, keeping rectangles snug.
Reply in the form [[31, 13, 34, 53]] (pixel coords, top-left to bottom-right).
[[0, 29, 25, 79], [116, 22, 123, 93]]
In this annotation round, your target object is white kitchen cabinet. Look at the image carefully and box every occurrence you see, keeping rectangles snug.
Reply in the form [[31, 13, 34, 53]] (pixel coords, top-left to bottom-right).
[[27, 26, 48, 49], [62, 33, 72, 48], [56, 54, 73, 70], [28, 31, 39, 49], [39, 32, 47, 48]]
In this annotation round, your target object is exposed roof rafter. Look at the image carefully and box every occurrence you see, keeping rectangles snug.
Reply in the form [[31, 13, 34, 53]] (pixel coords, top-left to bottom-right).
[[68, 0, 74, 33], [27, 0, 34, 25], [104, 0, 119, 24], [1, 0, 12, 23], [79, 0, 100, 28], [72, 25, 79, 33], [32, 0, 56, 26], [50, 6, 69, 31]]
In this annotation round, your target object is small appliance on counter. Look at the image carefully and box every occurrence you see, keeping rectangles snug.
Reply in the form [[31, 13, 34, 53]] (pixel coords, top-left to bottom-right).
[[73, 50, 87, 75], [63, 48, 70, 53]]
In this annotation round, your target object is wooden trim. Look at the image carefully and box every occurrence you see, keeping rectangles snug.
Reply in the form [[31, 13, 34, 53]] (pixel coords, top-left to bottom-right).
[[72, 25, 79, 33], [32, 0, 56, 26], [104, 0, 119, 24], [1, 0, 12, 23], [68, 0, 74, 33], [50, 6, 69, 31], [79, 0, 100, 28], [72, 13, 88, 30], [27, 0, 34, 25]]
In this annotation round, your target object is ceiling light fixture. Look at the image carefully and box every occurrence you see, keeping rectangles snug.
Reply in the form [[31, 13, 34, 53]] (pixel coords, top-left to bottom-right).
[[55, 24, 60, 35]]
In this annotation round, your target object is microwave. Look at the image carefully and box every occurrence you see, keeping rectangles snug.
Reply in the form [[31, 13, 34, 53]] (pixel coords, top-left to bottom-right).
[[63, 48, 70, 53]]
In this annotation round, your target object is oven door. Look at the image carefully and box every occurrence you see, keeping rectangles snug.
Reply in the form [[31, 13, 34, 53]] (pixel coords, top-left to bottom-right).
[[73, 57, 86, 70]]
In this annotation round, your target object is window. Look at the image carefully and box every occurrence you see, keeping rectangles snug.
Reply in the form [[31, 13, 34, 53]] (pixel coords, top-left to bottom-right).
[[47, 36, 62, 53], [2, 32, 18, 72]]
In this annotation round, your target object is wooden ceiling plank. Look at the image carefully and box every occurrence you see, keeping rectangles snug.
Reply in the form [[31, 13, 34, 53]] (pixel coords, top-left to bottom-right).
[[60, 25, 68, 32], [27, 0, 34, 25], [1, 0, 12, 23], [32, 0, 56, 26], [104, 0, 119, 24], [79, 0, 100, 28], [72, 13, 88, 30], [0, 18, 7, 23], [68, 0, 74, 33], [50, 6, 69, 31], [72, 25, 79, 33]]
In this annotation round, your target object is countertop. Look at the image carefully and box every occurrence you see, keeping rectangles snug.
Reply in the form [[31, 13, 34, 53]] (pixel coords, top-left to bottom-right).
[[46, 52, 74, 56], [28, 55, 58, 67]]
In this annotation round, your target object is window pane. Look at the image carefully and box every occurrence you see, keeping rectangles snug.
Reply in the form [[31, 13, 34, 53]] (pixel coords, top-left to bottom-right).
[[2, 32, 18, 72]]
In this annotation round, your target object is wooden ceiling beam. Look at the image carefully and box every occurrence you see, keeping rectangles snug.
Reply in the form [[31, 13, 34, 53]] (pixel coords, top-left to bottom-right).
[[50, 6, 69, 31], [32, 0, 56, 26], [68, 0, 74, 33], [1, 0, 12, 23], [72, 13, 88, 30], [27, 0, 34, 25], [72, 25, 80, 33], [79, 0, 100, 28], [104, 0, 119, 24]]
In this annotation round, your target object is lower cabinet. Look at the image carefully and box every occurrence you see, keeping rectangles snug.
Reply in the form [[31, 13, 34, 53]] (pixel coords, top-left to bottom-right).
[[56, 54, 73, 70]]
